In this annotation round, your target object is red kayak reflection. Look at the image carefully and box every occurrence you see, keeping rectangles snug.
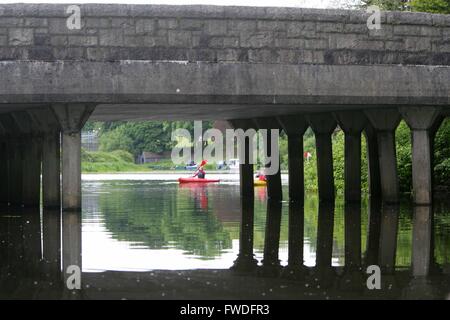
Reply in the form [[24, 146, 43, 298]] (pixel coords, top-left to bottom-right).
[[178, 183, 219, 210]]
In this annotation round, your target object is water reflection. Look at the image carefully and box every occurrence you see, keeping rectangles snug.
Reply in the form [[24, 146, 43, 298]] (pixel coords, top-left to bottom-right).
[[0, 179, 449, 299]]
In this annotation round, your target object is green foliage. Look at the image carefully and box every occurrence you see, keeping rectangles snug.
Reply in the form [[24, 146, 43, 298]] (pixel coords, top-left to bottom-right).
[[396, 121, 413, 193], [81, 149, 148, 173], [359, 0, 410, 10], [99, 121, 173, 157], [434, 119, 450, 187], [359, 0, 450, 13], [410, 0, 450, 13]]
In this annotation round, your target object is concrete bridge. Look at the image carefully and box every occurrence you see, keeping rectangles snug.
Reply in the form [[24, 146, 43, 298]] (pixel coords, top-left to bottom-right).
[[0, 3, 449, 212]]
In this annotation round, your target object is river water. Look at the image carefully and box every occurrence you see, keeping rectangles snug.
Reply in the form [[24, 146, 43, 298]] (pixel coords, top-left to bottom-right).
[[81, 174, 450, 272], [1, 173, 450, 299]]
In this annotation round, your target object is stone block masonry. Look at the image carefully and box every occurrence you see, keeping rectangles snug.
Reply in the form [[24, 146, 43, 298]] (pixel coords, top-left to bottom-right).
[[0, 4, 449, 65]]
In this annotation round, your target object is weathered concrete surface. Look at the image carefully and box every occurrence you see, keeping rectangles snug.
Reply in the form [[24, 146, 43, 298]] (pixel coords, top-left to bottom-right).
[[228, 119, 256, 200], [400, 106, 442, 205], [335, 111, 367, 203], [0, 4, 448, 65], [29, 108, 61, 208], [53, 104, 95, 211], [308, 114, 336, 202], [0, 4, 448, 120], [365, 109, 401, 204], [278, 115, 308, 202], [0, 61, 449, 120], [255, 117, 283, 201]]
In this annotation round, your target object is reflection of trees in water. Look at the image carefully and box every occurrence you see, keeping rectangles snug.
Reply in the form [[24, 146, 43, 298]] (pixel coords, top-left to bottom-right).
[[96, 181, 232, 259], [88, 181, 450, 266]]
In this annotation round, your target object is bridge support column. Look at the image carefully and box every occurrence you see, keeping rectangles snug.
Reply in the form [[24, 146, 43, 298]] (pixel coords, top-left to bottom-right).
[[308, 114, 337, 202], [9, 139, 23, 206], [228, 119, 256, 199], [0, 115, 23, 206], [255, 118, 282, 201], [0, 137, 8, 205], [364, 109, 401, 204], [335, 111, 367, 203], [228, 119, 258, 273], [12, 112, 42, 208], [278, 115, 308, 203], [399, 107, 442, 205], [30, 109, 61, 209], [364, 123, 382, 199], [52, 104, 95, 211]]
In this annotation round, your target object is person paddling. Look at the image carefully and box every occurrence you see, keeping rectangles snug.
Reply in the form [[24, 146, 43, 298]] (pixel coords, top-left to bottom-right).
[[192, 160, 207, 179]]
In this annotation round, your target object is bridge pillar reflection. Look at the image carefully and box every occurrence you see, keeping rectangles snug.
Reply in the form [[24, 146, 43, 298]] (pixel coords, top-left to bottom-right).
[[399, 107, 442, 205], [308, 114, 337, 203], [260, 200, 282, 277], [278, 115, 308, 203], [231, 198, 258, 273], [365, 109, 401, 204], [283, 202, 306, 279], [314, 202, 335, 287], [52, 104, 95, 211]]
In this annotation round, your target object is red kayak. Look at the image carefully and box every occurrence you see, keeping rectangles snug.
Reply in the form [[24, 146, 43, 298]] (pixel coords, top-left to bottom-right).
[[178, 177, 220, 184]]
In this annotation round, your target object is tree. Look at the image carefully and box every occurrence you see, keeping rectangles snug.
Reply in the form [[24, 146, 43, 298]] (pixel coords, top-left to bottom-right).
[[359, 0, 409, 10], [410, 0, 450, 13], [358, 0, 450, 13]]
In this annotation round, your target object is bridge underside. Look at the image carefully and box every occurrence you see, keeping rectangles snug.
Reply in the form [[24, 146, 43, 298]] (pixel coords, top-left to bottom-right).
[[0, 61, 449, 120]]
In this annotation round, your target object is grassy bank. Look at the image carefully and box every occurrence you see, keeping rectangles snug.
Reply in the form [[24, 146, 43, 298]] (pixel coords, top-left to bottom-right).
[[82, 149, 149, 173]]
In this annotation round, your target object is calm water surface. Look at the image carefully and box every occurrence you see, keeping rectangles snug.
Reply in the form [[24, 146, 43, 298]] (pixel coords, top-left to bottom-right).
[[81, 173, 450, 273]]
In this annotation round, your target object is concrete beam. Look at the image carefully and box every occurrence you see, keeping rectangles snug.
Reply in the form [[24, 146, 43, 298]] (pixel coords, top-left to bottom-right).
[[335, 111, 367, 203], [308, 113, 336, 202], [399, 106, 442, 205], [254, 117, 283, 201], [52, 104, 95, 211], [1, 62, 450, 117], [364, 109, 401, 204], [278, 115, 308, 202]]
